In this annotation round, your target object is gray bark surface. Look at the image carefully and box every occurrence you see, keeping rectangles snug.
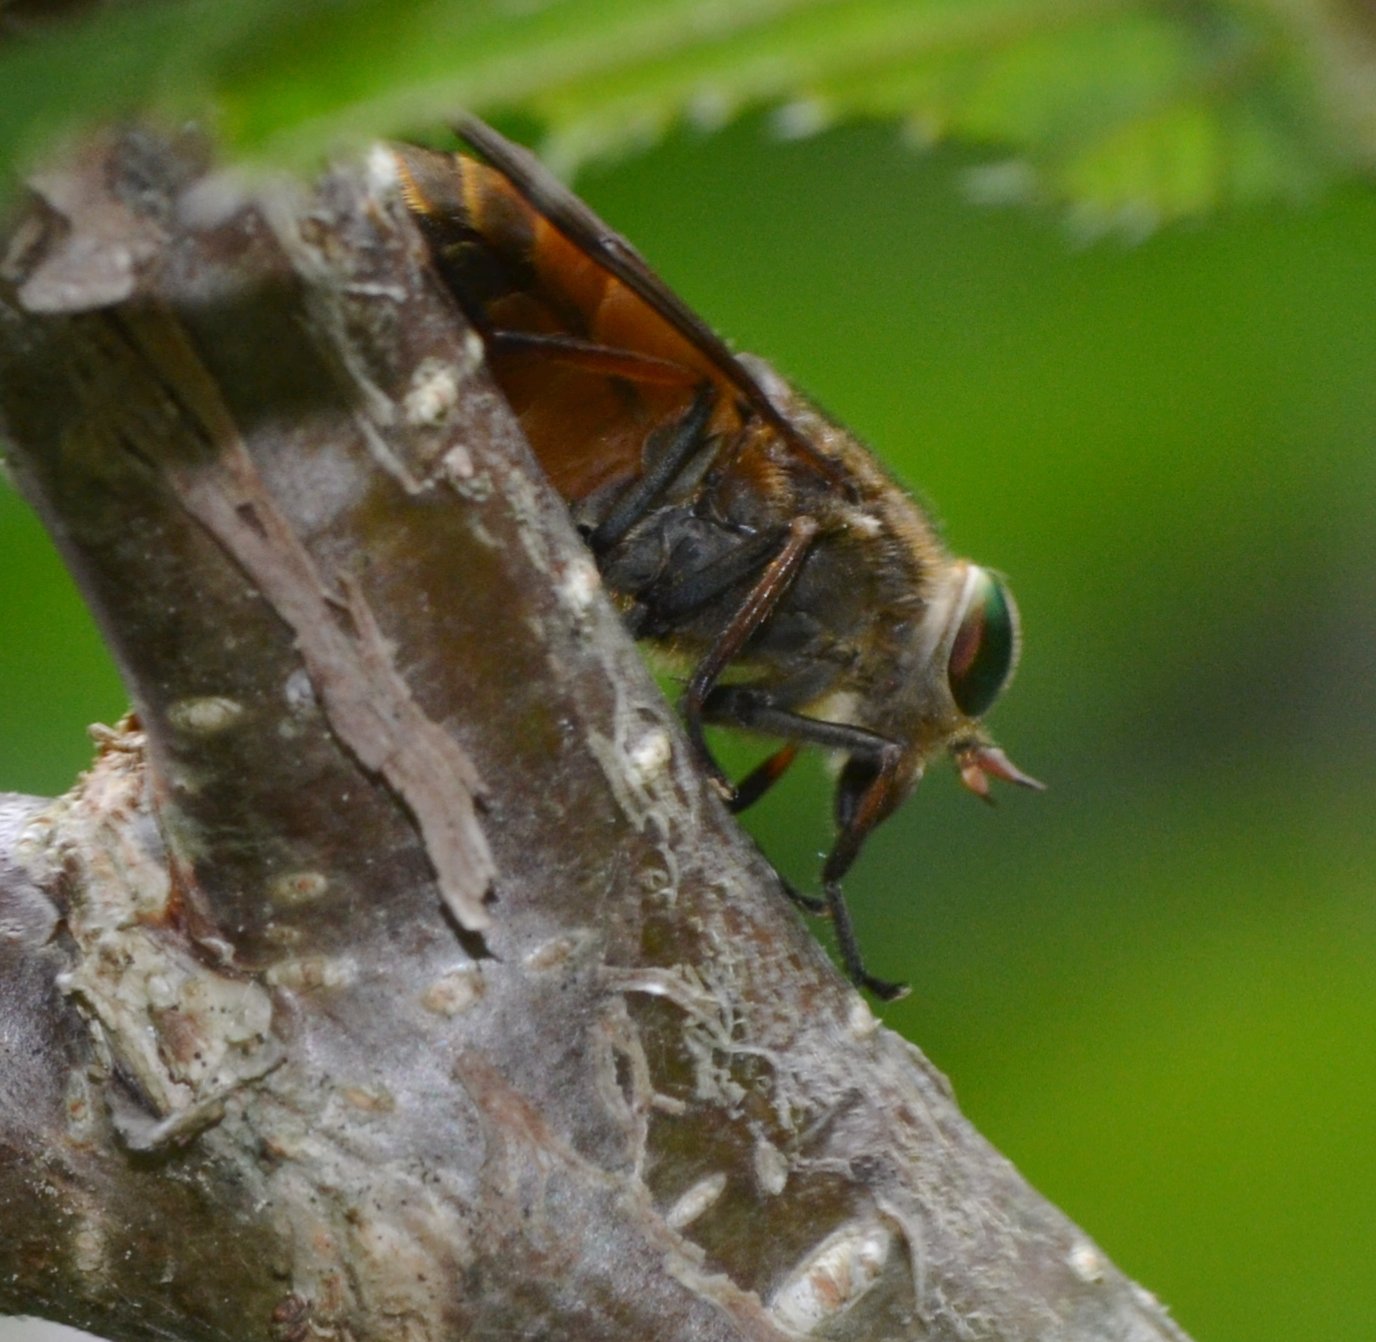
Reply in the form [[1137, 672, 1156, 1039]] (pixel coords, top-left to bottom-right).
[[0, 127, 1192, 1342]]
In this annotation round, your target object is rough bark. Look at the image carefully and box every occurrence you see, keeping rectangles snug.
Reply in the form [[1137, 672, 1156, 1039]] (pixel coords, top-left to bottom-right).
[[0, 126, 1192, 1342]]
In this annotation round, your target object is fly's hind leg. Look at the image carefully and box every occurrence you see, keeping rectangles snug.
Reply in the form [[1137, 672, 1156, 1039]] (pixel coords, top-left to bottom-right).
[[728, 741, 826, 914], [729, 741, 800, 813], [590, 380, 716, 552]]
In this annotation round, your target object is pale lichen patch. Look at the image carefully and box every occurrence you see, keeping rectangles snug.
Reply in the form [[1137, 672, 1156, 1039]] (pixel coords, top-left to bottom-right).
[[523, 930, 597, 973], [664, 1172, 727, 1231], [768, 1221, 892, 1335], [625, 728, 672, 789], [752, 1136, 789, 1196], [72, 1223, 106, 1277], [266, 954, 357, 993], [48, 740, 282, 1151], [167, 695, 247, 736], [341, 1085, 397, 1114], [555, 555, 602, 618], [402, 358, 461, 426], [847, 995, 881, 1040], [268, 870, 329, 906], [420, 965, 485, 1015], [1068, 1239, 1107, 1284]]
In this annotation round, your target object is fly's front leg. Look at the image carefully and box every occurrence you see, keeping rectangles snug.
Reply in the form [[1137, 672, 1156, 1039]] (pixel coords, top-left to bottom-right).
[[679, 516, 819, 795], [820, 876, 907, 1001], [823, 746, 910, 1000]]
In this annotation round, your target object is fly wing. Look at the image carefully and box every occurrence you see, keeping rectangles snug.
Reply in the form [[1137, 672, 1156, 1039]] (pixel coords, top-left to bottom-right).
[[394, 116, 843, 499]]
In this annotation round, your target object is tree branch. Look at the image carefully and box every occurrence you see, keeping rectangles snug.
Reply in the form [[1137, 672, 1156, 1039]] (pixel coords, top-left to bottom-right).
[[0, 126, 1192, 1342]]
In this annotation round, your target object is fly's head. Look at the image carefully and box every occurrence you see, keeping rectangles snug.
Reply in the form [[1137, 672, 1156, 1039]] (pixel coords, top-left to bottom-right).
[[903, 559, 1042, 805]]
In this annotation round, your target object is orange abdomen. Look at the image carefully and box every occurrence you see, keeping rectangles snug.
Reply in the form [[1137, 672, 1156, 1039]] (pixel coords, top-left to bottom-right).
[[396, 147, 737, 500]]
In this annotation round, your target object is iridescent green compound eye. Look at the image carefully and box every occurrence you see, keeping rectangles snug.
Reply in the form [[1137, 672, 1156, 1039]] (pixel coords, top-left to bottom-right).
[[947, 567, 1019, 718]]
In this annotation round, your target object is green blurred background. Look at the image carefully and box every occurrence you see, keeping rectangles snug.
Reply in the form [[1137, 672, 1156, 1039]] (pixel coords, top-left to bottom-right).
[[3, 115, 1374, 1342]]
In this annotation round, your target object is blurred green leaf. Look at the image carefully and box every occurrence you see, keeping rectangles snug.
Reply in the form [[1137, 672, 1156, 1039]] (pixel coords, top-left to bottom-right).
[[1, 0, 1374, 223]]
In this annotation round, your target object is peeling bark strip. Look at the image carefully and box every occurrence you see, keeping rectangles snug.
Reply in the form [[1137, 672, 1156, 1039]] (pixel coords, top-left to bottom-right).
[[118, 304, 494, 930], [0, 128, 1194, 1342]]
